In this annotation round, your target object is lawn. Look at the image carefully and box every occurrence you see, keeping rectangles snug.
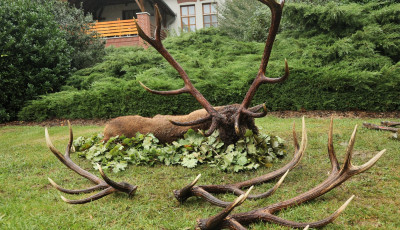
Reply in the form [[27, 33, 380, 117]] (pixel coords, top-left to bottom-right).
[[0, 116, 399, 229]]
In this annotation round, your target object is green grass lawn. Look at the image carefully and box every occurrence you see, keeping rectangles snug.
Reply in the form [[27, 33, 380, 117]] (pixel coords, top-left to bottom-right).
[[0, 116, 399, 229]]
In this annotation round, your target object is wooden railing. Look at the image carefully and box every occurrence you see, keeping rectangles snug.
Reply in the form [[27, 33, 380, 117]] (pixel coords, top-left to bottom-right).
[[91, 19, 138, 37]]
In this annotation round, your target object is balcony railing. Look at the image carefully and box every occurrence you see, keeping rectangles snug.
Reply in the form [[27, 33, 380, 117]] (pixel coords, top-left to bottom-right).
[[90, 18, 138, 38]]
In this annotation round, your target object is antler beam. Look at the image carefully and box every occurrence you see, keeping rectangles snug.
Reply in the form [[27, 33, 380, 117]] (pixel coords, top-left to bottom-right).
[[46, 121, 137, 204]]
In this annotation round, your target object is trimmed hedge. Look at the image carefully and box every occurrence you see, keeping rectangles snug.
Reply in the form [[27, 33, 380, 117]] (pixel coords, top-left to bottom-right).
[[18, 2, 400, 121]]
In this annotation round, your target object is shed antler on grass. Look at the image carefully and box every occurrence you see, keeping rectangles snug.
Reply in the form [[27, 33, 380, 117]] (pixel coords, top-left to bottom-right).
[[135, 0, 288, 145], [363, 121, 400, 133], [46, 121, 137, 204], [190, 117, 385, 229], [174, 117, 306, 207]]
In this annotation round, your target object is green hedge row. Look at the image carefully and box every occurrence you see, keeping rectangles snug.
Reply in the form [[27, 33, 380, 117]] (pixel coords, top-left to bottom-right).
[[19, 62, 399, 121]]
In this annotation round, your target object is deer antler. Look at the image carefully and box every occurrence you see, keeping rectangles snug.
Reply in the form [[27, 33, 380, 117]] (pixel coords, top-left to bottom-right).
[[135, 0, 145, 12], [135, 1, 287, 142], [174, 117, 306, 207], [193, 117, 385, 229], [136, 4, 224, 136], [363, 122, 399, 133], [46, 121, 137, 204], [233, 0, 289, 134]]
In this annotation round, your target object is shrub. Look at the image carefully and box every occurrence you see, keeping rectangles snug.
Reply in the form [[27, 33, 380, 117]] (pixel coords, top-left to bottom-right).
[[218, 0, 271, 42], [0, 0, 105, 122], [0, 0, 72, 122], [49, 0, 105, 70]]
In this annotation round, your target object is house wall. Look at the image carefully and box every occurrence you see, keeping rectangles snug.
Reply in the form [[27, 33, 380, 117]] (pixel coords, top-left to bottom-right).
[[163, 0, 224, 34], [105, 37, 140, 47], [97, 1, 154, 22]]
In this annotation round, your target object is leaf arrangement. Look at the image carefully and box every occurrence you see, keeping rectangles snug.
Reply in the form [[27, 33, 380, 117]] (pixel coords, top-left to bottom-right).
[[73, 129, 286, 173]]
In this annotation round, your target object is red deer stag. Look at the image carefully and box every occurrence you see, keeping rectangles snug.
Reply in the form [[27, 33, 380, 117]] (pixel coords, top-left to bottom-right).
[[103, 0, 289, 145], [103, 104, 265, 144]]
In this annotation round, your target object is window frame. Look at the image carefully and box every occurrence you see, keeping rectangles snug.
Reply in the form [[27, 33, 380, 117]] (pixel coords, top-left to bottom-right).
[[202, 2, 218, 28], [180, 5, 196, 32]]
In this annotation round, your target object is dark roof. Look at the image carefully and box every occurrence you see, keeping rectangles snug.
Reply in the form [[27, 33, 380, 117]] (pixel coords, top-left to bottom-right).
[[68, 0, 175, 17]]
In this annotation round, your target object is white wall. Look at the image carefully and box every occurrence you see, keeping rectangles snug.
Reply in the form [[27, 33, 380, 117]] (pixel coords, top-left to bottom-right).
[[163, 0, 224, 34], [99, 3, 138, 21]]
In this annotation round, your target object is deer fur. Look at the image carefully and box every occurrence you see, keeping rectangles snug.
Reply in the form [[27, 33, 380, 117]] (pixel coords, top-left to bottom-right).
[[103, 104, 261, 144], [103, 107, 213, 143]]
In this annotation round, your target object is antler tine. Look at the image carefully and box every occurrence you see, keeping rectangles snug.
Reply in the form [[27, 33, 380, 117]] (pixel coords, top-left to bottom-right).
[[328, 116, 340, 173], [228, 170, 289, 200], [191, 187, 232, 207], [45, 125, 102, 184], [135, 0, 145, 12], [188, 170, 288, 208], [205, 119, 219, 136], [342, 125, 358, 171], [48, 177, 106, 194], [60, 187, 116, 205], [246, 169, 288, 199], [260, 58, 289, 84], [196, 187, 252, 230], [174, 174, 201, 203], [139, 81, 189, 95], [342, 125, 386, 174], [258, 0, 285, 75], [169, 115, 212, 127], [350, 149, 386, 174], [66, 120, 73, 158], [97, 164, 138, 196], [154, 4, 162, 41], [242, 103, 268, 118], [253, 195, 355, 229], [45, 127, 65, 162], [292, 120, 299, 152]]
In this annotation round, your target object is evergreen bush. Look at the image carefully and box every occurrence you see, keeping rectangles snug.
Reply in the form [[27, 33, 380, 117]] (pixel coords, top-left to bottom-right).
[[0, 0, 72, 122], [0, 0, 104, 122]]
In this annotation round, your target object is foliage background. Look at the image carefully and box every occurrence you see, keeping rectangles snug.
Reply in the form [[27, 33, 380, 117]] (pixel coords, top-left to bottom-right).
[[1, 1, 398, 122], [19, 1, 400, 121], [0, 0, 104, 123]]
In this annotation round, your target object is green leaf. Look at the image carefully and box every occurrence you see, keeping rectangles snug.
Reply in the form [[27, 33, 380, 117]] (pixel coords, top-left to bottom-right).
[[244, 129, 254, 137], [181, 157, 198, 168], [237, 156, 247, 166], [247, 143, 256, 154]]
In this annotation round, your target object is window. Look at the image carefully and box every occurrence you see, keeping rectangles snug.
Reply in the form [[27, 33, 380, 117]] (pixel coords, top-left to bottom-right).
[[181, 5, 196, 32], [203, 3, 218, 28]]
